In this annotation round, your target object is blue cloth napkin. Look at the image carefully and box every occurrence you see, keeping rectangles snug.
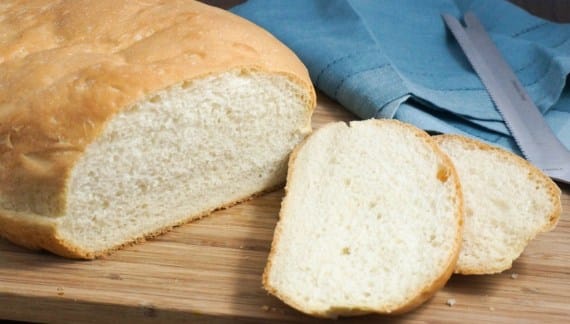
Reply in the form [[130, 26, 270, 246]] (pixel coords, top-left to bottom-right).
[[232, 0, 570, 154]]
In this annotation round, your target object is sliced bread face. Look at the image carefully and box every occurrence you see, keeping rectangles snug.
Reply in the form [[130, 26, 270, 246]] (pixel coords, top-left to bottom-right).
[[434, 135, 561, 275], [264, 120, 463, 318], [58, 70, 312, 256], [0, 70, 313, 259]]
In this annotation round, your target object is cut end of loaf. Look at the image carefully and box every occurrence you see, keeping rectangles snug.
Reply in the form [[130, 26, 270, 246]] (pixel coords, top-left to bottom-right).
[[264, 119, 463, 318], [434, 134, 561, 275], [46, 70, 313, 257], [0, 0, 318, 259]]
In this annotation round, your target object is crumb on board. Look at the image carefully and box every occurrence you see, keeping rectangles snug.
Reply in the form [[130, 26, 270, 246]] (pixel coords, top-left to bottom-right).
[[511, 273, 519, 279], [446, 298, 456, 307], [261, 305, 270, 311], [56, 286, 64, 296], [489, 306, 495, 311]]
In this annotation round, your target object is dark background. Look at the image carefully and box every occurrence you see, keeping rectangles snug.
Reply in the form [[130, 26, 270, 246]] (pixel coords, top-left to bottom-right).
[[203, 0, 570, 22]]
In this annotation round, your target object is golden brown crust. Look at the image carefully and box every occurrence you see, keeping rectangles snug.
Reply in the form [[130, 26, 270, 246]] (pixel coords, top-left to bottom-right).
[[433, 134, 562, 275], [0, 210, 76, 258], [0, 0, 315, 257], [263, 120, 464, 318]]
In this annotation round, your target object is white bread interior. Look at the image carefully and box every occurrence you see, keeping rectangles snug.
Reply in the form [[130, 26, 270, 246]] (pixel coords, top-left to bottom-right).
[[264, 120, 463, 318], [434, 135, 561, 274], [55, 71, 311, 253]]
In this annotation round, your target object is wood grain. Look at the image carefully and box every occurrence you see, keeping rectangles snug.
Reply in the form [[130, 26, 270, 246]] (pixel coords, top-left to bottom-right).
[[0, 93, 569, 323]]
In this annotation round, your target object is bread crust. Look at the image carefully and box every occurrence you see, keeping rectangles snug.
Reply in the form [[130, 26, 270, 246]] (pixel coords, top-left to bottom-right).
[[433, 134, 561, 275], [263, 119, 464, 318], [0, 0, 315, 258]]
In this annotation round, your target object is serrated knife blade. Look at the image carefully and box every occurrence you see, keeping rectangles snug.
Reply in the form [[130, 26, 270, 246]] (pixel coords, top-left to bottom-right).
[[442, 12, 570, 184]]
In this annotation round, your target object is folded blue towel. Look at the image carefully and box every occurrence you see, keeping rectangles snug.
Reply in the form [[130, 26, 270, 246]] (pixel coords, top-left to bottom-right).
[[232, 0, 570, 154]]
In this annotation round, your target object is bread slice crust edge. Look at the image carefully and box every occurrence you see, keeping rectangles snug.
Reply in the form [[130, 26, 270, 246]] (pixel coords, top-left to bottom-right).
[[433, 134, 561, 275]]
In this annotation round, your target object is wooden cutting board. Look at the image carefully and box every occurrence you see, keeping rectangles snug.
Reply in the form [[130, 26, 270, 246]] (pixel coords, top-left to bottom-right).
[[1, 94, 569, 324]]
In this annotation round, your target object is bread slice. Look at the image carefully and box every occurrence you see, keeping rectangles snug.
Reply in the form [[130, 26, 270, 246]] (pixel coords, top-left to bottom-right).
[[433, 135, 561, 274], [264, 120, 463, 318], [0, 1, 315, 259]]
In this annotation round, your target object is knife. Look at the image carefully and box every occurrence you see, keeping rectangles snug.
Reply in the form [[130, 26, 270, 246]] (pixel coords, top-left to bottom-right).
[[442, 12, 570, 184]]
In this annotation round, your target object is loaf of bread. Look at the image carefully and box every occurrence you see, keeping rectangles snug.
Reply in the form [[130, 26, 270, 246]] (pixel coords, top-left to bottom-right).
[[264, 120, 463, 318], [0, 0, 315, 259], [434, 135, 561, 274]]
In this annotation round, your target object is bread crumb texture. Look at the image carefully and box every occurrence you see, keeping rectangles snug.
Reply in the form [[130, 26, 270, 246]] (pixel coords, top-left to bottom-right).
[[264, 120, 462, 318], [434, 135, 561, 274]]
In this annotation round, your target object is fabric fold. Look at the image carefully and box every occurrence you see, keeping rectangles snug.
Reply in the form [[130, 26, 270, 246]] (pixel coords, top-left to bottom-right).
[[232, 0, 570, 153]]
